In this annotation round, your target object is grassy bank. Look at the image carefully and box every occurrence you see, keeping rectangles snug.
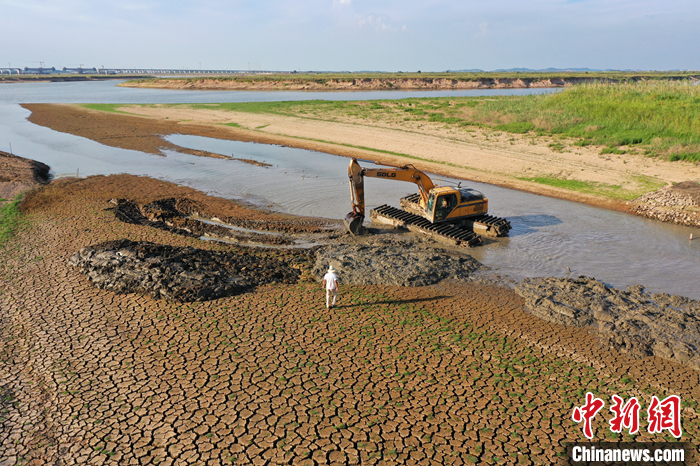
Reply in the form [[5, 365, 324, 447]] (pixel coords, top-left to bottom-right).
[[147, 80, 699, 162]]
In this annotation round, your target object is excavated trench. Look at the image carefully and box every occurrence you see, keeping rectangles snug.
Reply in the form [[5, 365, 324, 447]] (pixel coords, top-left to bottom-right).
[[108, 197, 298, 246]]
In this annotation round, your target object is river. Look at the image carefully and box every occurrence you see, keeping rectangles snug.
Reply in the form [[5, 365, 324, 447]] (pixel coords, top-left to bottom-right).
[[0, 80, 698, 300]]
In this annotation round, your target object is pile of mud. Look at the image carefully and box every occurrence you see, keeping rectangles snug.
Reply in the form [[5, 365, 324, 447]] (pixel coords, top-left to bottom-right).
[[110, 198, 294, 245], [630, 181, 700, 227], [516, 276, 700, 370], [312, 243, 482, 286], [68, 239, 300, 302], [0, 151, 50, 200]]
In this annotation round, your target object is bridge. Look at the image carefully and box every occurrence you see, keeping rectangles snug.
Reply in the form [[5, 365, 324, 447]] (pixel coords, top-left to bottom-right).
[[0, 67, 277, 76]]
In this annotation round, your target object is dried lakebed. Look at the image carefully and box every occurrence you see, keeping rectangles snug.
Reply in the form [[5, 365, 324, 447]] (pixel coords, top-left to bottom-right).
[[5, 171, 700, 465]]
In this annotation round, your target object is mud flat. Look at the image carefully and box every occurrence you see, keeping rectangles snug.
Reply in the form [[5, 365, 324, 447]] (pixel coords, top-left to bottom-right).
[[3, 161, 700, 464], [312, 243, 482, 287], [68, 239, 302, 302], [516, 276, 700, 370]]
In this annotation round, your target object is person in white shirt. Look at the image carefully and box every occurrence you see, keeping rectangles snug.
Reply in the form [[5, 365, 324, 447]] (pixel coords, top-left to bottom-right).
[[322, 265, 339, 309]]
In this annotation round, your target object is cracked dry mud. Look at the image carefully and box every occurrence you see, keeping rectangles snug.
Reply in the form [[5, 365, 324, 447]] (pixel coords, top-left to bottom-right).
[[3, 174, 700, 465]]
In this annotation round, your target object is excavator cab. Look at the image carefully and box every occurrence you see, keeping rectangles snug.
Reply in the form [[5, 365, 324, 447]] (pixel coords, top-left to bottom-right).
[[428, 187, 487, 223], [431, 192, 458, 221]]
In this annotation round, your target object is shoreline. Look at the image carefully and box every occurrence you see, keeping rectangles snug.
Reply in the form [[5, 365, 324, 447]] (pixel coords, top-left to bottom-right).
[[119, 74, 700, 91], [23, 103, 637, 213]]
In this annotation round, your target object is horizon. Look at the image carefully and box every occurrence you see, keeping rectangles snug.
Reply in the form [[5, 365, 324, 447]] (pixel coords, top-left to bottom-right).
[[3, 67, 700, 75], [2, 0, 698, 72]]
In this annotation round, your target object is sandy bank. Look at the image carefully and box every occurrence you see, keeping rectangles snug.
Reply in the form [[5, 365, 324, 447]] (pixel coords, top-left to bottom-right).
[[23, 103, 700, 215]]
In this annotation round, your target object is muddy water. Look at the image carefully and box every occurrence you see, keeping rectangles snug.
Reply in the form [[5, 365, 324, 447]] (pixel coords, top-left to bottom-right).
[[161, 134, 700, 300], [0, 82, 698, 299]]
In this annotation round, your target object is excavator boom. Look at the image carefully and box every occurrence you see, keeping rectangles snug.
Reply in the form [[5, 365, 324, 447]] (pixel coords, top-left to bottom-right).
[[345, 158, 435, 235]]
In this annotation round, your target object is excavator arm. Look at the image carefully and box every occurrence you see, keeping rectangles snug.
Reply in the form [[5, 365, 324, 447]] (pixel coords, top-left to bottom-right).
[[345, 158, 435, 235]]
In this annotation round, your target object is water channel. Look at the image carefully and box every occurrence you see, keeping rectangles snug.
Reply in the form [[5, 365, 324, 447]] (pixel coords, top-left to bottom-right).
[[0, 80, 698, 299]]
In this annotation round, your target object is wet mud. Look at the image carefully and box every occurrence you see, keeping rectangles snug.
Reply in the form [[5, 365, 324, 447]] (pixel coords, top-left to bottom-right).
[[516, 276, 700, 371], [68, 239, 301, 302], [313, 243, 482, 287]]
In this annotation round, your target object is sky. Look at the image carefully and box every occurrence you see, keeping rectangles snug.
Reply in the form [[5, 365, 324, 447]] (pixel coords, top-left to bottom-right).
[[1, 0, 699, 72]]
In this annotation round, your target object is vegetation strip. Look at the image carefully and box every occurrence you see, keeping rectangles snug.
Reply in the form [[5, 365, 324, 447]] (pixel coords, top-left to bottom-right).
[[121, 70, 700, 86], [0, 196, 23, 247]]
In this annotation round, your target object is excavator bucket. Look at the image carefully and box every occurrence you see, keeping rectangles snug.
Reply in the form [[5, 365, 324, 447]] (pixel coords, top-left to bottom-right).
[[344, 212, 367, 236]]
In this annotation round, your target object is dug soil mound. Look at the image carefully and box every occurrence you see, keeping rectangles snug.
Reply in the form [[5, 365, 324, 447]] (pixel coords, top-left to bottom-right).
[[68, 239, 300, 302], [109, 198, 295, 245], [0, 151, 50, 200], [630, 181, 700, 227], [312, 244, 482, 286], [516, 276, 700, 370]]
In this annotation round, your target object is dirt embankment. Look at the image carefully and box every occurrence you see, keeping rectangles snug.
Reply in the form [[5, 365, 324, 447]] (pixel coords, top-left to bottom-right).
[[0, 151, 50, 200], [119, 76, 700, 91], [630, 181, 700, 227]]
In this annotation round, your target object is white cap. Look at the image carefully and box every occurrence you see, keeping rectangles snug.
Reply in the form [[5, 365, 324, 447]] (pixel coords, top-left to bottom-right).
[[328, 265, 336, 273]]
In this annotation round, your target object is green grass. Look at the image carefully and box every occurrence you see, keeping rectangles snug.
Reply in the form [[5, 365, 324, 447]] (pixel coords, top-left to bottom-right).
[[518, 176, 665, 200], [0, 196, 23, 247], [494, 122, 535, 133]]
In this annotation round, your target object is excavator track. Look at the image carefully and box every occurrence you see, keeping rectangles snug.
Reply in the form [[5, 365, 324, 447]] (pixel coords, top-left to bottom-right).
[[370, 204, 483, 248], [400, 194, 511, 237]]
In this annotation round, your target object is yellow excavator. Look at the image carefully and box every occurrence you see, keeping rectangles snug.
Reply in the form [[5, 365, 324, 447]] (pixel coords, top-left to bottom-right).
[[344, 158, 510, 247]]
